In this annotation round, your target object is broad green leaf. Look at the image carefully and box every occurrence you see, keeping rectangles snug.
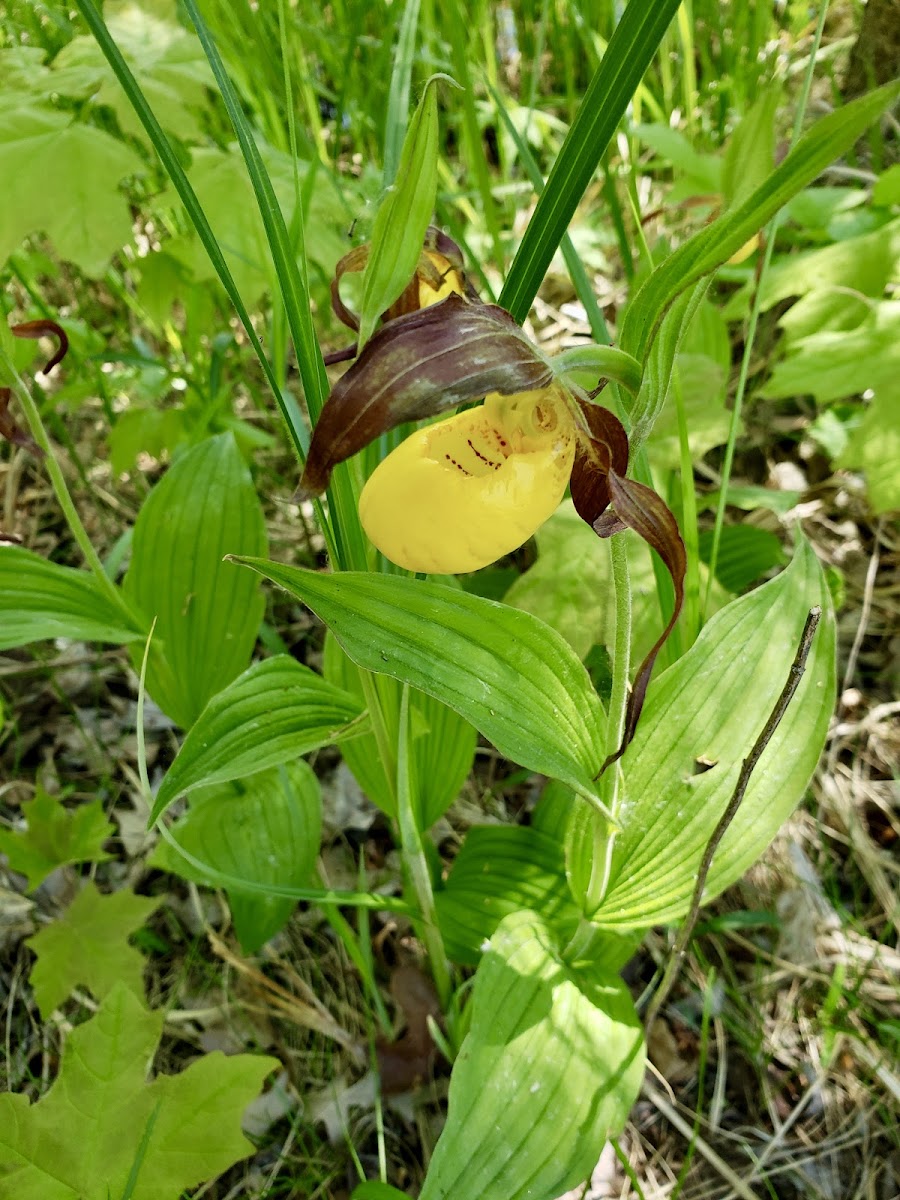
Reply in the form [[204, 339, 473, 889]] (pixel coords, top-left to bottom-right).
[[419, 910, 645, 1200], [0, 106, 143, 275], [234, 561, 607, 804], [874, 163, 900, 207], [589, 538, 835, 928], [761, 299, 900, 405], [0, 791, 114, 891], [0, 546, 144, 650], [698, 485, 802, 516], [26, 883, 160, 1017], [435, 826, 577, 965], [354, 1185, 411, 1200], [153, 762, 321, 954], [721, 89, 779, 210], [838, 391, 900, 514], [500, 0, 682, 321], [164, 145, 347, 305], [697, 525, 786, 594], [51, 6, 215, 142], [357, 74, 443, 348], [151, 655, 364, 821], [124, 433, 267, 729], [504, 502, 607, 660], [725, 217, 900, 334], [506, 508, 715, 670], [325, 633, 476, 827], [634, 123, 722, 197], [621, 81, 900, 362], [0, 982, 276, 1200], [108, 405, 187, 475], [646, 352, 728, 472]]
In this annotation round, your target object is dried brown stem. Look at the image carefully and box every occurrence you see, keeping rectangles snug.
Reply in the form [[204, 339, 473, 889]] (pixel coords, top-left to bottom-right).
[[644, 605, 822, 1036]]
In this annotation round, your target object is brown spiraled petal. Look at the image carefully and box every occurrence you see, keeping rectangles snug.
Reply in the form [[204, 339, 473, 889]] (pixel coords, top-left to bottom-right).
[[569, 400, 630, 530], [330, 243, 368, 331], [598, 471, 686, 775], [0, 388, 43, 458], [301, 293, 553, 494], [11, 319, 69, 374]]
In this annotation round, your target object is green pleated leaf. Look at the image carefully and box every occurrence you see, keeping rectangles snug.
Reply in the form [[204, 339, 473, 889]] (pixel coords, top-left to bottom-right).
[[233, 562, 607, 805], [419, 910, 645, 1200], [0, 546, 143, 650], [697, 524, 786, 594], [353, 1184, 411, 1200], [124, 434, 267, 730], [153, 762, 321, 954], [151, 655, 365, 822], [324, 634, 476, 827], [435, 826, 577, 966], [621, 79, 900, 362], [588, 537, 835, 928]]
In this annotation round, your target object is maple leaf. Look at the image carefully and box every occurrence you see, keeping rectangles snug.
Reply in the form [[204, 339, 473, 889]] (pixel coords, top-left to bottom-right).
[[26, 882, 160, 1017], [0, 790, 114, 891], [50, 5, 216, 144], [0, 106, 143, 276], [0, 982, 277, 1200]]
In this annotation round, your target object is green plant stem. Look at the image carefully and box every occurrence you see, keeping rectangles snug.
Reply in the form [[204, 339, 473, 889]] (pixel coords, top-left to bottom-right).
[[565, 531, 633, 947], [396, 685, 452, 1009], [603, 533, 632, 819], [0, 351, 137, 623], [359, 671, 397, 795], [703, 1, 828, 615], [673, 370, 701, 646]]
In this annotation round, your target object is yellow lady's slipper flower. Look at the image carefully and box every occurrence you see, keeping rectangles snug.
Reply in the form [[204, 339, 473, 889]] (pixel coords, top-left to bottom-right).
[[359, 386, 576, 573], [303, 272, 686, 770]]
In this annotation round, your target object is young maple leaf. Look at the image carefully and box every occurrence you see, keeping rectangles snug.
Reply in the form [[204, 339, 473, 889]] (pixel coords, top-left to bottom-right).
[[26, 882, 160, 1018], [0, 790, 114, 892], [0, 982, 277, 1200]]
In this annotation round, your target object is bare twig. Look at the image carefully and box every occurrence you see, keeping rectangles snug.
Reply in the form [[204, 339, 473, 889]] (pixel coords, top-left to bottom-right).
[[644, 606, 822, 1035]]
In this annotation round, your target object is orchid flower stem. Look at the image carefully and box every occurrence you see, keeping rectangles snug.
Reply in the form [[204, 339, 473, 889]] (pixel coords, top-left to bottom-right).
[[603, 533, 632, 822], [396, 685, 453, 1010], [567, 533, 633, 951], [0, 351, 137, 623], [359, 671, 397, 796]]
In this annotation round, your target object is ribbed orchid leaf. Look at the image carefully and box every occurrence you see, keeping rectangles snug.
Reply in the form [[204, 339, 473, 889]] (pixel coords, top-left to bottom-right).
[[419, 910, 645, 1200]]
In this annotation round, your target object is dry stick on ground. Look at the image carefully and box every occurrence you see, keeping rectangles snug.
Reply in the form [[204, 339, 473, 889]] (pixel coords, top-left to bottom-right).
[[643, 605, 822, 1037]]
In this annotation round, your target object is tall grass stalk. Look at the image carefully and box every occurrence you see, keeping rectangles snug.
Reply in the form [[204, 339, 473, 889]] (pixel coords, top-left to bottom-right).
[[703, 3, 830, 615]]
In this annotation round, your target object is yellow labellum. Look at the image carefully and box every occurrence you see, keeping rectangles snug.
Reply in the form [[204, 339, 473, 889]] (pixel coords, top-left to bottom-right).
[[359, 386, 576, 573], [417, 250, 465, 308]]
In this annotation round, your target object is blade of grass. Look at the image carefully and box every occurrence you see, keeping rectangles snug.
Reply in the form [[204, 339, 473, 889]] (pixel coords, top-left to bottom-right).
[[489, 82, 610, 345], [181, 0, 327, 426], [184, 0, 374, 570], [499, 0, 680, 322], [71, 0, 307, 463], [445, 0, 506, 270], [704, 3, 829, 614], [383, 0, 422, 185]]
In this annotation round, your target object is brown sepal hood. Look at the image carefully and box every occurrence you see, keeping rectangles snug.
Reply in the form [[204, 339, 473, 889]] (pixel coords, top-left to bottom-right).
[[301, 293, 553, 495]]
